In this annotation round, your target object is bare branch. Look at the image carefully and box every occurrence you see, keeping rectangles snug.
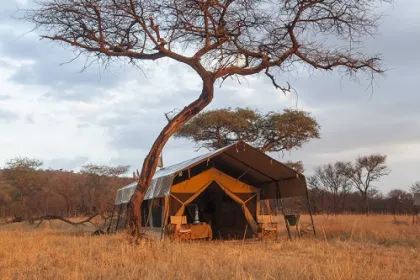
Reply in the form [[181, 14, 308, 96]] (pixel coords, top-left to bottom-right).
[[0, 214, 99, 227], [265, 68, 291, 94]]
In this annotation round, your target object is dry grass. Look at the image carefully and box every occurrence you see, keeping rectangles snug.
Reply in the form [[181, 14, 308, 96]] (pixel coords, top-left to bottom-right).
[[1, 215, 420, 280]]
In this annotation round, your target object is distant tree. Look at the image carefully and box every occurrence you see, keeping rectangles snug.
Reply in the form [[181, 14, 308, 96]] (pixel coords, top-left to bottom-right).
[[44, 171, 81, 216], [25, 0, 390, 235], [306, 175, 319, 190], [3, 157, 44, 217], [176, 108, 320, 152], [80, 164, 130, 214], [80, 164, 130, 177], [345, 154, 390, 214], [5, 157, 43, 170], [387, 189, 412, 214], [410, 181, 420, 194], [285, 161, 305, 174], [176, 108, 314, 175], [312, 161, 351, 214]]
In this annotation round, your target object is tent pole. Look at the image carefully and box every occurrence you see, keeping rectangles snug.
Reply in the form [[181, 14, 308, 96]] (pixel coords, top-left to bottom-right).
[[305, 185, 317, 237], [276, 181, 291, 240], [161, 197, 169, 241], [114, 204, 123, 233], [107, 205, 116, 233], [280, 199, 292, 241], [144, 198, 155, 233], [121, 204, 129, 229]]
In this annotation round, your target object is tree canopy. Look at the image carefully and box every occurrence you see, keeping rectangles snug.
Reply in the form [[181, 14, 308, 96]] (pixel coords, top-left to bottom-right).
[[175, 107, 320, 152], [313, 154, 390, 214], [2, 157, 44, 217], [347, 154, 390, 197], [410, 181, 420, 194], [80, 164, 130, 177], [310, 161, 351, 214]]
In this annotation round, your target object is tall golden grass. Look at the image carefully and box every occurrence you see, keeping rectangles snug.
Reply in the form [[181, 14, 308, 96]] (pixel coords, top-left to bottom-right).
[[1, 215, 420, 280]]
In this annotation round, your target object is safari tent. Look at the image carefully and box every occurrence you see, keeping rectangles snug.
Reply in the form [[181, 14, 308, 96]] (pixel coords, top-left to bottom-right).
[[111, 141, 314, 239]]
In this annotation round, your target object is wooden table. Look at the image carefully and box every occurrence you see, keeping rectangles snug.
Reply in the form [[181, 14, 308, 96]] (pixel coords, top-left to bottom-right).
[[190, 223, 212, 240]]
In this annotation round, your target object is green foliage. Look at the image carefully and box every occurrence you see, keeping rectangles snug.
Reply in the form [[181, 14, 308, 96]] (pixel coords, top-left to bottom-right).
[[175, 107, 320, 152]]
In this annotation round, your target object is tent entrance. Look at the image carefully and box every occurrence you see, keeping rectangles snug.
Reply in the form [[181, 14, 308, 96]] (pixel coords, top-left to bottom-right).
[[181, 181, 254, 239]]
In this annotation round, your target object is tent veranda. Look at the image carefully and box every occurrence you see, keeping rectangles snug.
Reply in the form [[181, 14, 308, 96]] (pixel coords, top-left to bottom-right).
[[112, 141, 314, 238]]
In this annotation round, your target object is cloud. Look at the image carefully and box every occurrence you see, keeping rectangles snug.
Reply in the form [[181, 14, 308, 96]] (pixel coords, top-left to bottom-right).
[[44, 156, 89, 171], [0, 27, 138, 102], [25, 113, 34, 124], [0, 109, 18, 122], [0, 94, 10, 101]]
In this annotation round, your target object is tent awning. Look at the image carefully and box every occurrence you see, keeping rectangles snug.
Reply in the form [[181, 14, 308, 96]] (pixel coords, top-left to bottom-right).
[[114, 141, 307, 205]]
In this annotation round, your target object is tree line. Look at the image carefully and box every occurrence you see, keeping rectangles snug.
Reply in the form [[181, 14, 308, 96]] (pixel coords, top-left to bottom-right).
[[308, 156, 420, 215], [0, 158, 131, 219], [0, 155, 417, 220]]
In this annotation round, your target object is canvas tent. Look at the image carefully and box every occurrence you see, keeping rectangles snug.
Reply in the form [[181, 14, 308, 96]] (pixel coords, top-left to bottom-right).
[[112, 141, 313, 238]]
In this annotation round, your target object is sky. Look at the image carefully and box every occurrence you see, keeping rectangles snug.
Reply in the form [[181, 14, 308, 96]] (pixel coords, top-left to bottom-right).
[[0, 0, 419, 194]]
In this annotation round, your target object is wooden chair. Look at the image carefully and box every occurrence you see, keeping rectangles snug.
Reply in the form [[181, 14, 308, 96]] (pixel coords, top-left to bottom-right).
[[257, 215, 278, 240], [170, 216, 192, 241]]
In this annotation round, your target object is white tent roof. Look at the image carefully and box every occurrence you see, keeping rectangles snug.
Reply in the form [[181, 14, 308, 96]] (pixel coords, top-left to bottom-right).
[[114, 145, 232, 205]]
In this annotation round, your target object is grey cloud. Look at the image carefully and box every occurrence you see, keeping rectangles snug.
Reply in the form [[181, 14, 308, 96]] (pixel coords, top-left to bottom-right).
[[0, 28, 136, 102], [42, 87, 109, 102], [109, 120, 165, 150], [0, 94, 11, 101], [0, 1, 27, 25], [77, 123, 90, 129], [305, 120, 420, 155], [0, 109, 19, 122], [0, 59, 11, 68], [25, 113, 34, 124], [44, 156, 89, 171], [80, 86, 202, 150]]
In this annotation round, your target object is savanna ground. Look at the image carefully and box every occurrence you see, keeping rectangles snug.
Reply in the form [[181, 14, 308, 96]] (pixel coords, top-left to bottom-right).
[[1, 215, 420, 280]]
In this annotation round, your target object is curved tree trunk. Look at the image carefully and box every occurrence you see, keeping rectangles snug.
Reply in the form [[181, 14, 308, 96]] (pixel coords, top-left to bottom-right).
[[127, 75, 214, 236]]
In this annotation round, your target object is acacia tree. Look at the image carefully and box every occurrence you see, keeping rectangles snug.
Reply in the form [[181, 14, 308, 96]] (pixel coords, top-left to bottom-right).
[[311, 161, 351, 214], [175, 107, 320, 152], [3, 157, 44, 217], [80, 164, 130, 214], [284, 161, 304, 173], [345, 154, 390, 214], [25, 0, 389, 235], [386, 189, 412, 214], [410, 181, 420, 194]]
